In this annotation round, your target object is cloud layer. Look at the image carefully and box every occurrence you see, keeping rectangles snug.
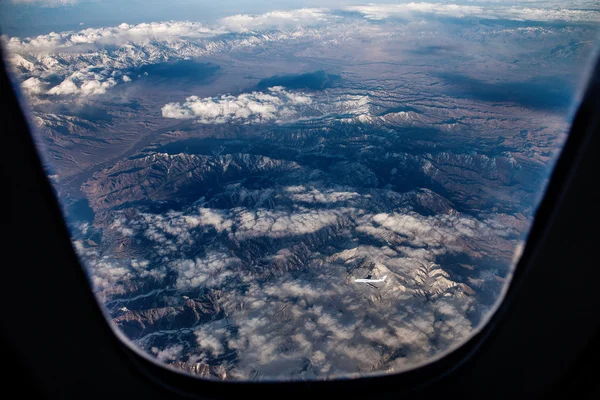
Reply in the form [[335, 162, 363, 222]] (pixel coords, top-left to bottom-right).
[[220, 8, 333, 33], [161, 87, 313, 123], [6, 21, 222, 53], [347, 2, 600, 22], [47, 70, 118, 96], [10, 0, 77, 6], [76, 177, 519, 378], [5, 2, 598, 101]]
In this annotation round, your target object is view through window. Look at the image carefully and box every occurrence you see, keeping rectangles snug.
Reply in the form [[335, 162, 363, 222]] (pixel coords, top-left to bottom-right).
[[1, 0, 598, 381]]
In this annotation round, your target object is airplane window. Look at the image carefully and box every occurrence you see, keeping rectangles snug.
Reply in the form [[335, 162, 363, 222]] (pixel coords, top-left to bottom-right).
[[1, 0, 598, 381]]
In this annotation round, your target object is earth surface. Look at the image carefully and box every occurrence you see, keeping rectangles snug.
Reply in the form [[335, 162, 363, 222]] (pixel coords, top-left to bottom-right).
[[2, 0, 599, 381]]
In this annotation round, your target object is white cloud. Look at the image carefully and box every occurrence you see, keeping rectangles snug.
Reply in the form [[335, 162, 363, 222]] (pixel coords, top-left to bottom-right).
[[10, 0, 77, 6], [195, 321, 229, 357], [47, 70, 117, 96], [232, 207, 344, 240], [184, 266, 475, 379], [172, 252, 240, 290], [161, 87, 313, 124], [8, 3, 596, 103], [220, 8, 332, 33], [82, 177, 519, 377], [196, 208, 234, 233], [347, 2, 486, 20], [285, 185, 360, 204], [6, 21, 222, 54], [21, 77, 46, 94], [149, 206, 344, 241], [83, 253, 166, 299], [347, 2, 600, 22], [109, 216, 134, 237], [0, 10, 354, 101], [355, 211, 508, 261], [151, 344, 184, 362]]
